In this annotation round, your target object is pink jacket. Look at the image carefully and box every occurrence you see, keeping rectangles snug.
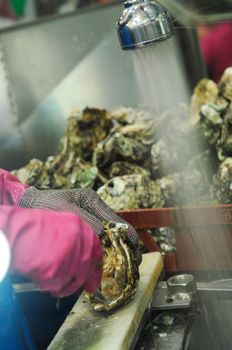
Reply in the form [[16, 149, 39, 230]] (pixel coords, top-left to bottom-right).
[[0, 169, 103, 297]]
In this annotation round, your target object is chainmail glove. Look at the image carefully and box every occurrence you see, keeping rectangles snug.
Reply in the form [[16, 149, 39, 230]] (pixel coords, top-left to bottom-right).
[[19, 187, 141, 264]]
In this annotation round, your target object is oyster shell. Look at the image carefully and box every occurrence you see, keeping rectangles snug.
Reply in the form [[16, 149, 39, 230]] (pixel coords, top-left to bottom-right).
[[190, 79, 218, 123], [50, 107, 112, 170], [86, 221, 139, 311], [149, 227, 176, 253], [200, 101, 232, 162], [218, 67, 232, 102], [108, 161, 150, 178], [149, 103, 206, 178], [52, 160, 99, 189], [213, 157, 232, 204], [196, 67, 232, 163], [157, 162, 212, 207], [93, 130, 150, 170], [150, 136, 195, 177], [110, 106, 155, 132], [12, 158, 51, 189], [14, 73, 232, 208], [93, 107, 156, 170], [97, 175, 164, 211], [200, 104, 224, 145], [13, 108, 111, 189]]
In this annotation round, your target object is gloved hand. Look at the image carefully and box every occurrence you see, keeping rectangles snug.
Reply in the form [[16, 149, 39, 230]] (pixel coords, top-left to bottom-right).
[[19, 187, 141, 264], [0, 168, 141, 263], [0, 205, 102, 297]]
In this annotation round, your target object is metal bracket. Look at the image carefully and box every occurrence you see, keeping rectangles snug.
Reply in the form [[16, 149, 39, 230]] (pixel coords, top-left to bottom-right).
[[151, 274, 232, 311], [151, 274, 196, 311]]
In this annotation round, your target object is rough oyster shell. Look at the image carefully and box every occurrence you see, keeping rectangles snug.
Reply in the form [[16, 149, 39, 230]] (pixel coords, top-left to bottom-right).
[[52, 160, 99, 189], [97, 175, 164, 211], [93, 131, 150, 170], [110, 106, 155, 131], [196, 68, 232, 163], [14, 76, 232, 208], [157, 162, 212, 207], [51, 107, 112, 169], [213, 157, 232, 204], [12, 158, 51, 189], [108, 161, 150, 178], [218, 67, 232, 102], [150, 136, 195, 177], [190, 79, 218, 123], [200, 104, 224, 145], [93, 107, 156, 170], [13, 108, 111, 190], [86, 222, 139, 311], [200, 101, 232, 162]]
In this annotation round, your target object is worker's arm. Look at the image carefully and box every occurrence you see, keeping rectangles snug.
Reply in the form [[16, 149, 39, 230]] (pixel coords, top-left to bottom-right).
[[0, 204, 102, 296], [0, 168, 29, 205], [0, 168, 102, 296], [0, 167, 140, 263]]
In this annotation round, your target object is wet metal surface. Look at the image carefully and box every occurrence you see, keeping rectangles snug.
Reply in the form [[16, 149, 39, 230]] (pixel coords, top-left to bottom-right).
[[135, 310, 190, 350], [136, 295, 232, 350]]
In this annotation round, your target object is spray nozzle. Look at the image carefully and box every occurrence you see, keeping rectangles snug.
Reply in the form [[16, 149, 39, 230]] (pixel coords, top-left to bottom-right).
[[117, 0, 175, 50]]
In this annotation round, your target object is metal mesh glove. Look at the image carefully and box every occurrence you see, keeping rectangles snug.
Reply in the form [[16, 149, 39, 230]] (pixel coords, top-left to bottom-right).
[[19, 187, 141, 264]]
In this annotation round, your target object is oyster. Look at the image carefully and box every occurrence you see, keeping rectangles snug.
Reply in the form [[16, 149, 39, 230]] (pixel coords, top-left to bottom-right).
[[151, 140, 170, 176], [150, 136, 195, 177], [59, 107, 112, 162], [86, 221, 139, 311], [97, 175, 164, 211], [149, 103, 206, 178], [213, 157, 232, 204], [52, 160, 99, 189], [110, 106, 156, 132], [196, 68, 232, 163], [93, 107, 156, 170], [190, 79, 218, 123], [157, 162, 213, 207], [200, 104, 224, 145], [108, 161, 150, 178], [12, 158, 51, 189], [149, 227, 176, 253], [13, 108, 111, 190], [200, 102, 232, 162], [14, 73, 232, 208], [49, 107, 112, 175], [218, 67, 232, 102], [93, 130, 150, 170]]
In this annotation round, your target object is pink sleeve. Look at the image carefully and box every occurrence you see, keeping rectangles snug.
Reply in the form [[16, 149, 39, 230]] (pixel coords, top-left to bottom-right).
[[200, 23, 232, 82], [0, 205, 102, 296], [0, 168, 28, 206]]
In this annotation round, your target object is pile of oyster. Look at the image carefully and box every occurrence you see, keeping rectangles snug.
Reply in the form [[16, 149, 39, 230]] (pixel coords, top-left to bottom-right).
[[12, 67, 232, 209], [196, 67, 232, 204], [10, 107, 209, 209], [85, 221, 140, 311]]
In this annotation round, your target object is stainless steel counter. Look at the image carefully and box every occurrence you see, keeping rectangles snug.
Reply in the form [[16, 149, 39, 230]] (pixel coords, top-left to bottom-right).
[[0, 2, 204, 169]]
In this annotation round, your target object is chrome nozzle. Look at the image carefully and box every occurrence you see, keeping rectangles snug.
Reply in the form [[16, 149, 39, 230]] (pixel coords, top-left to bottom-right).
[[117, 0, 175, 50]]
